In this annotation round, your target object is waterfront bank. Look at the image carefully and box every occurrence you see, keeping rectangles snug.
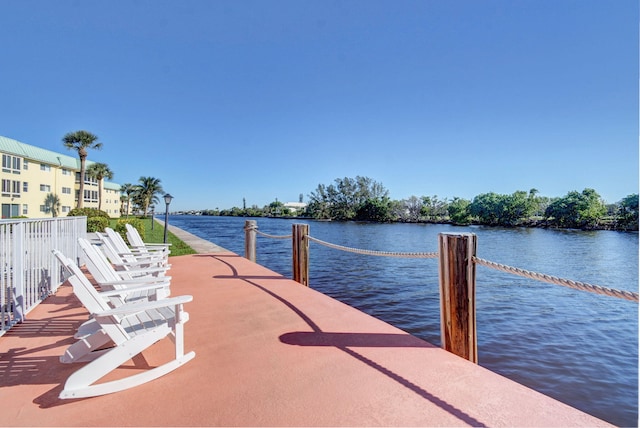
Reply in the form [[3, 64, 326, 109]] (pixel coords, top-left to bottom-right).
[[1, 243, 611, 426], [166, 215, 639, 426]]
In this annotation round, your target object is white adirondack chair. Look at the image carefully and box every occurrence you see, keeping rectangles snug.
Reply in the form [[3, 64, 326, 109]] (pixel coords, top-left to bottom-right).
[[104, 228, 168, 265], [78, 238, 171, 301], [98, 230, 169, 272], [53, 250, 172, 340], [52, 250, 195, 399], [125, 223, 171, 253]]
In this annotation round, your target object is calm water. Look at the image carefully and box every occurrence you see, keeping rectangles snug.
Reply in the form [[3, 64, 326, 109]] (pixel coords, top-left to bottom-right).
[[168, 215, 638, 426]]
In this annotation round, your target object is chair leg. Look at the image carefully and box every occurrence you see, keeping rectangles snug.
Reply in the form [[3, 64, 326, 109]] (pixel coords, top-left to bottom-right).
[[60, 351, 195, 399], [61, 329, 111, 363], [60, 324, 191, 399]]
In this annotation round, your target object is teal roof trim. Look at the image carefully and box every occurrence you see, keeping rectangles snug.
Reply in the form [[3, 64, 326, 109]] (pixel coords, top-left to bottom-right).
[[104, 181, 121, 191], [0, 135, 81, 169], [0, 135, 120, 190]]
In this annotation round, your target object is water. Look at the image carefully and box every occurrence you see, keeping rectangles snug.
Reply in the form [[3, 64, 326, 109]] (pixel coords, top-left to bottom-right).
[[168, 215, 638, 426]]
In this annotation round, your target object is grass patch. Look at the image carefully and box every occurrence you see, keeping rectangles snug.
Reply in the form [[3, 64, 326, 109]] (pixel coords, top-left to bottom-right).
[[110, 217, 197, 257]]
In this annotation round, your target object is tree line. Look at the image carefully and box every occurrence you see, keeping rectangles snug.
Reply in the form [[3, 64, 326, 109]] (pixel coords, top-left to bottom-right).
[[202, 176, 638, 231]]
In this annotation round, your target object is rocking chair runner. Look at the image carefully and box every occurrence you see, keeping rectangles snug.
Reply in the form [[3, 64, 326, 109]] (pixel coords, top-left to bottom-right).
[[52, 250, 195, 399]]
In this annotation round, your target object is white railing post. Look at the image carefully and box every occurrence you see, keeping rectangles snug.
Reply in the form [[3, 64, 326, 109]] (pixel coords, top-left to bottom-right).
[[12, 221, 25, 323], [0, 216, 87, 333]]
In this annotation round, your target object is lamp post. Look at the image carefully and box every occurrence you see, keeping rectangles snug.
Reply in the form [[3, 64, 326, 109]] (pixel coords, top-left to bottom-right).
[[163, 194, 173, 244], [150, 205, 155, 230]]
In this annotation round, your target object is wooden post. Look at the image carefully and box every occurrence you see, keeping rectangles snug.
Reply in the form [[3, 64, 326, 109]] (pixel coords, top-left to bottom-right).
[[438, 233, 478, 363], [292, 223, 309, 286], [244, 220, 257, 262]]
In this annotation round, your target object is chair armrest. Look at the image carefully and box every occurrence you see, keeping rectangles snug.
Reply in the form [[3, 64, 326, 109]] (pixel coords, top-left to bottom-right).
[[117, 251, 167, 261], [118, 266, 170, 276], [99, 276, 172, 287], [98, 282, 171, 297], [95, 295, 193, 316], [133, 243, 171, 248], [128, 245, 169, 254]]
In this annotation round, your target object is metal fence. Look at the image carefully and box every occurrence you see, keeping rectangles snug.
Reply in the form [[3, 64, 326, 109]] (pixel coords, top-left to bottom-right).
[[0, 216, 86, 335]]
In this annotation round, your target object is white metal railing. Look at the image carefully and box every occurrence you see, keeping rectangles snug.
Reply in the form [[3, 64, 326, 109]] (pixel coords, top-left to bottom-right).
[[0, 216, 86, 334]]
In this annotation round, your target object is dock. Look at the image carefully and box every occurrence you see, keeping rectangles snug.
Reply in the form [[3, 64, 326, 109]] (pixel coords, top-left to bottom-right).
[[0, 226, 611, 426]]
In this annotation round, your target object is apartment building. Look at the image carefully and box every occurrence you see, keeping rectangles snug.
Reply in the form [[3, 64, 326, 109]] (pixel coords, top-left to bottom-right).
[[0, 135, 121, 219]]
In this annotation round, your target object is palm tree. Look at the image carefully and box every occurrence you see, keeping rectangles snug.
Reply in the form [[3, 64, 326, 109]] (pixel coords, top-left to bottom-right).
[[119, 183, 136, 217], [44, 193, 61, 217], [62, 130, 103, 208], [137, 176, 163, 217], [119, 195, 127, 216], [86, 162, 113, 211]]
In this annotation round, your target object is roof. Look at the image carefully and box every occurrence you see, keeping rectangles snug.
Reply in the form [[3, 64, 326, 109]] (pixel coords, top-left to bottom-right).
[[0, 135, 80, 169], [103, 181, 121, 191], [0, 135, 120, 190], [284, 202, 307, 208]]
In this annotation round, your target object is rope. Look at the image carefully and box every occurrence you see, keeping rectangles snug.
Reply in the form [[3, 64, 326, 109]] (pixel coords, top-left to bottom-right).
[[255, 230, 292, 240], [473, 256, 639, 303], [307, 235, 438, 259], [247, 225, 636, 302]]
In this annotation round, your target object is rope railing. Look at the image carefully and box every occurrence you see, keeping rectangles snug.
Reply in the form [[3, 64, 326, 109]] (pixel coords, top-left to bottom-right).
[[306, 235, 438, 259], [255, 230, 292, 240], [249, 223, 637, 303], [473, 257, 639, 303], [247, 222, 637, 363]]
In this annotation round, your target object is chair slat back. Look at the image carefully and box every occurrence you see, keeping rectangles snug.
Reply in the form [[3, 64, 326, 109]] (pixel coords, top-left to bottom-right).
[[125, 224, 146, 248], [98, 233, 131, 266], [52, 250, 130, 344], [79, 238, 140, 282]]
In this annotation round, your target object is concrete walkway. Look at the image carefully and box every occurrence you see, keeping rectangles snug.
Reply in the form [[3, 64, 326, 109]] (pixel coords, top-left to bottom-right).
[[0, 229, 611, 426]]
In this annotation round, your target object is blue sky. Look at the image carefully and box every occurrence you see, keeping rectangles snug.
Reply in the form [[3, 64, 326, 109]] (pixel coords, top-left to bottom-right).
[[1, 0, 637, 211]]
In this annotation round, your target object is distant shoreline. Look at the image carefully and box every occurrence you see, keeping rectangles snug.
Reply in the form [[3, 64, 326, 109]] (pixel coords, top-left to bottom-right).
[[172, 213, 639, 233]]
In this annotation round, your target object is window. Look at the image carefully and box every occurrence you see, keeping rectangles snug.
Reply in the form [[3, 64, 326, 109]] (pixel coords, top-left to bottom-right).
[[62, 187, 71, 194], [23, 159, 28, 170], [84, 189, 98, 202], [40, 184, 51, 192], [2, 179, 20, 196], [62, 206, 71, 213], [40, 205, 46, 213], [40, 164, 51, 172], [2, 154, 21, 173], [62, 168, 70, 175], [23, 182, 28, 192], [22, 204, 28, 215]]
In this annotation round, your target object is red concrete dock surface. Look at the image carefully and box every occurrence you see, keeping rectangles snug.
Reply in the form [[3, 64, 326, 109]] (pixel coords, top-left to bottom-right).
[[1, 245, 611, 426]]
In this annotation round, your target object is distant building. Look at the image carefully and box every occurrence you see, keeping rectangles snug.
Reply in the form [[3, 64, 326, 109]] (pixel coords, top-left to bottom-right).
[[284, 202, 307, 214], [0, 135, 121, 219]]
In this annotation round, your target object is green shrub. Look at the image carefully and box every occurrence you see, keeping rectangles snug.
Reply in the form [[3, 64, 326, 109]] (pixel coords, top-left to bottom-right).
[[87, 216, 109, 233], [114, 218, 145, 245], [68, 207, 110, 219]]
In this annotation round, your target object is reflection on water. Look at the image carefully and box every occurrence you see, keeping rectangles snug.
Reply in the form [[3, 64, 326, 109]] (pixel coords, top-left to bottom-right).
[[169, 215, 638, 426]]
